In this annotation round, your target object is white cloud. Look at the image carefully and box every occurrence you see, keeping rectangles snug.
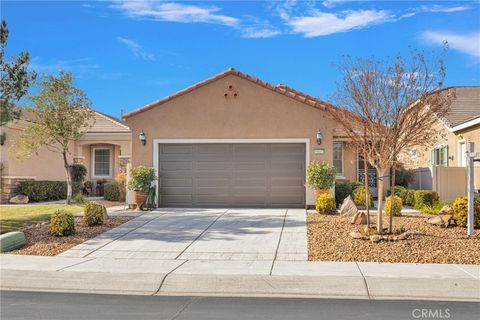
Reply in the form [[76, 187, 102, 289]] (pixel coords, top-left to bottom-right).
[[321, 0, 348, 9], [241, 27, 281, 39], [113, 1, 239, 26], [287, 9, 391, 37], [422, 31, 480, 60], [117, 37, 155, 61]]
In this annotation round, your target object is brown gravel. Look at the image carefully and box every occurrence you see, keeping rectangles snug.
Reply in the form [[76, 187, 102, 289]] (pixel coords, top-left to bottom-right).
[[6, 216, 134, 256], [308, 212, 480, 264]]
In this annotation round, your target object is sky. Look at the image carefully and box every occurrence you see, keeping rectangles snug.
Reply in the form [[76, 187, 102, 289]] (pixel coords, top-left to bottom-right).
[[2, 0, 480, 117]]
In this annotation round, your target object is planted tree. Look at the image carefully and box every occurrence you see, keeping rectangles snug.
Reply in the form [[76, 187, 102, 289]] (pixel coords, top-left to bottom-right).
[[13, 71, 94, 204], [1, 20, 36, 126], [328, 48, 451, 234]]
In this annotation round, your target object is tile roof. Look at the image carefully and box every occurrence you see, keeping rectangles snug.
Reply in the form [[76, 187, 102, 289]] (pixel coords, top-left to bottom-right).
[[441, 86, 480, 128], [122, 68, 338, 119], [85, 111, 130, 133]]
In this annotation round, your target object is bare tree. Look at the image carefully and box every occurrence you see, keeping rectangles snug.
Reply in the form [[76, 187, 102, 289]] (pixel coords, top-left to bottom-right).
[[327, 48, 451, 234]]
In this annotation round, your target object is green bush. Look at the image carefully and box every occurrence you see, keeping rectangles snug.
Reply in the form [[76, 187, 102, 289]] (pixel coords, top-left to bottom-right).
[[16, 181, 82, 202], [83, 201, 106, 226], [402, 189, 415, 207], [73, 193, 86, 204], [334, 181, 353, 206], [452, 197, 480, 228], [306, 161, 336, 190], [386, 186, 407, 197], [414, 190, 439, 209], [420, 203, 446, 215], [50, 210, 76, 236], [70, 164, 87, 182], [394, 167, 415, 188], [315, 193, 337, 215], [385, 196, 403, 216], [353, 185, 373, 207], [128, 166, 156, 192], [104, 181, 120, 201]]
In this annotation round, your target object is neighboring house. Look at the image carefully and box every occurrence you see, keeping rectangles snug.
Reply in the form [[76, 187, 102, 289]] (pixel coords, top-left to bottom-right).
[[123, 68, 381, 208], [0, 109, 132, 203], [403, 86, 480, 200]]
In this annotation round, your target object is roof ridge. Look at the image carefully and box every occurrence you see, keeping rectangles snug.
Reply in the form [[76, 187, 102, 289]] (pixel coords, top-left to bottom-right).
[[92, 110, 131, 131]]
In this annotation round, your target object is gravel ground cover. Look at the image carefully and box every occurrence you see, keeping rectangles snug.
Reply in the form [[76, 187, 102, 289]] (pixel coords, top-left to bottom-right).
[[308, 212, 480, 264], [5, 216, 133, 256]]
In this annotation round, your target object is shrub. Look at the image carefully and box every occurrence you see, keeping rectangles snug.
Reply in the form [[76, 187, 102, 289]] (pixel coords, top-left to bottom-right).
[[385, 196, 402, 216], [386, 186, 407, 197], [73, 193, 86, 204], [353, 185, 373, 207], [414, 190, 439, 209], [70, 164, 87, 182], [50, 210, 76, 236], [306, 161, 336, 190], [452, 197, 480, 228], [315, 193, 337, 214], [335, 181, 353, 206], [115, 172, 126, 201], [128, 166, 156, 192], [420, 203, 446, 215], [16, 181, 82, 202], [83, 201, 106, 226], [403, 189, 415, 207], [394, 167, 415, 188], [104, 181, 120, 201]]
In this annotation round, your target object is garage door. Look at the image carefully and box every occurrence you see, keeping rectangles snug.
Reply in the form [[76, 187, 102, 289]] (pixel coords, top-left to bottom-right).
[[158, 143, 306, 208]]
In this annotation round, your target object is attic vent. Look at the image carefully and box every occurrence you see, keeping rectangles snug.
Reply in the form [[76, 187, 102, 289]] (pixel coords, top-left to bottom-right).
[[224, 84, 239, 99]]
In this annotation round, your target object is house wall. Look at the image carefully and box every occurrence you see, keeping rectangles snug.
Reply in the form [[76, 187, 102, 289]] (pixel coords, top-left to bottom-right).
[[125, 74, 359, 205]]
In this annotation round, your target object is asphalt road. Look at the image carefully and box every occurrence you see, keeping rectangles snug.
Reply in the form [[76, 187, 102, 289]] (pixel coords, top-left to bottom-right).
[[1, 291, 478, 320]]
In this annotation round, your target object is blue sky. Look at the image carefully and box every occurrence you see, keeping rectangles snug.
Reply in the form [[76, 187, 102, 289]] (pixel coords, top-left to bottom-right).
[[3, 0, 480, 117]]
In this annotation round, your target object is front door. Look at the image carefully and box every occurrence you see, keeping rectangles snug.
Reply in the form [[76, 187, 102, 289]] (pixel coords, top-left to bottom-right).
[[357, 155, 378, 196]]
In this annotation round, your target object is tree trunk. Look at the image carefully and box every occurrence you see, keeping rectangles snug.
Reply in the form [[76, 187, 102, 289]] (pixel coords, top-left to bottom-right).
[[376, 168, 387, 235], [388, 163, 396, 234], [63, 151, 72, 205], [363, 150, 370, 229]]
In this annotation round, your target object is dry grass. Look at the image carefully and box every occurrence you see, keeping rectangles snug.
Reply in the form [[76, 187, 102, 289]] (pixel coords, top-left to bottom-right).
[[308, 212, 480, 264], [5, 216, 133, 256]]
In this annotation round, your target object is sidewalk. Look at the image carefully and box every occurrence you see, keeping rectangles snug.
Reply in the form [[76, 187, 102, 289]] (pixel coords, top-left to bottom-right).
[[1, 254, 478, 301]]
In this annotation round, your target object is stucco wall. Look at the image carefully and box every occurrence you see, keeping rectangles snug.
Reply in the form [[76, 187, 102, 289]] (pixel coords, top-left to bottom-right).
[[125, 74, 359, 205]]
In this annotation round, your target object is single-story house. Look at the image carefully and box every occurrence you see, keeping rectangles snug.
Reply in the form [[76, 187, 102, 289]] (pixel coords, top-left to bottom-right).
[[0, 109, 132, 203], [402, 86, 480, 200], [123, 68, 380, 208]]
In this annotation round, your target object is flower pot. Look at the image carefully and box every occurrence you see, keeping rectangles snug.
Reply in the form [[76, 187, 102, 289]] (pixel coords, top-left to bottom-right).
[[133, 191, 148, 210], [313, 189, 329, 199]]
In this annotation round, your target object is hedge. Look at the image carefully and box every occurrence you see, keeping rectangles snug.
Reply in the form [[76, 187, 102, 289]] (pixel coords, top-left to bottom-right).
[[16, 181, 82, 202]]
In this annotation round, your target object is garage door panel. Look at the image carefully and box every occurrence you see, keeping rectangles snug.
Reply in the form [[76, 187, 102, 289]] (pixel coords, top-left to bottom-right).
[[159, 143, 305, 208]]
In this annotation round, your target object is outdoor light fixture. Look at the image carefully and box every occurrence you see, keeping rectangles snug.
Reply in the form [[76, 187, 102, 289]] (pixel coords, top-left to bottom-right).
[[139, 130, 146, 146], [316, 130, 323, 145]]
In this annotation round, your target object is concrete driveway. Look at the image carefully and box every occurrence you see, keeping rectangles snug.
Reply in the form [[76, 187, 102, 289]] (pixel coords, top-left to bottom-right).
[[60, 208, 307, 262]]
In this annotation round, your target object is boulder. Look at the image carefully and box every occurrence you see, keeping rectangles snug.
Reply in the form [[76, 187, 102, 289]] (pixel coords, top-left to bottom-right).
[[438, 205, 454, 216], [427, 214, 453, 227], [102, 206, 109, 220], [350, 212, 367, 225], [9, 195, 29, 204], [349, 231, 363, 239], [340, 196, 358, 217], [370, 235, 381, 243]]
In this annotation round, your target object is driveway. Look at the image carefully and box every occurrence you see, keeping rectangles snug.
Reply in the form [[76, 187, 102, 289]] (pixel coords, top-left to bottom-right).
[[60, 208, 307, 262]]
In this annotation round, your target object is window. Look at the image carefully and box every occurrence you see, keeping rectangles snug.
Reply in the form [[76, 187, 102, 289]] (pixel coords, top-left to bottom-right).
[[333, 142, 343, 176], [431, 145, 448, 166], [93, 148, 111, 177]]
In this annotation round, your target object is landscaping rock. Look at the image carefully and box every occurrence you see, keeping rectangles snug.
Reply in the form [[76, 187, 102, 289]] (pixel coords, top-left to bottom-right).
[[340, 196, 357, 217], [349, 231, 363, 239], [350, 212, 367, 225], [427, 214, 453, 227], [370, 235, 381, 243], [102, 206, 109, 220], [9, 195, 29, 204], [438, 205, 454, 216]]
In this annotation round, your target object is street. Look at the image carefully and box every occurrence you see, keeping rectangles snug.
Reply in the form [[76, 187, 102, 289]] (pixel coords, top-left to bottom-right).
[[1, 291, 478, 320]]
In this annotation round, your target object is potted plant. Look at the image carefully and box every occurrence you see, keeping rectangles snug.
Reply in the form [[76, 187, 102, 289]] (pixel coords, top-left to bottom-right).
[[306, 161, 336, 199], [128, 165, 156, 209]]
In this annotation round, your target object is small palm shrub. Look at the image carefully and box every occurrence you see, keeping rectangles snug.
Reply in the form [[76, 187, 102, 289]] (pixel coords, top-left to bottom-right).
[[70, 164, 87, 182], [414, 190, 439, 209], [50, 210, 76, 236], [452, 197, 480, 228], [306, 161, 336, 190], [385, 196, 402, 216], [315, 193, 337, 214], [353, 185, 373, 207], [83, 201, 106, 226]]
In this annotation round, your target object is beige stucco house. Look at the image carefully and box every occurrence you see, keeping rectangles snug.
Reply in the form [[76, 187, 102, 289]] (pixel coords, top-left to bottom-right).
[[402, 86, 480, 200], [123, 68, 375, 208], [0, 110, 132, 203]]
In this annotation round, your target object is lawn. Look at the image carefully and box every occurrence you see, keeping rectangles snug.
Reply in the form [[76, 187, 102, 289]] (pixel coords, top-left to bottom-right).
[[0, 204, 83, 234]]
